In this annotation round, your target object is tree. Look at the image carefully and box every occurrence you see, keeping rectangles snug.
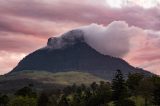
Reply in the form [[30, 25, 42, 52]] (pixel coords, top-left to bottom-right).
[[97, 81, 112, 105], [0, 94, 9, 106], [71, 83, 77, 93], [127, 73, 144, 96], [37, 92, 49, 106], [138, 77, 154, 106], [9, 96, 37, 106], [151, 75, 160, 105], [70, 85, 85, 106], [90, 82, 98, 94], [48, 89, 61, 106], [15, 86, 37, 98], [153, 84, 160, 106], [121, 99, 136, 106], [58, 95, 69, 106], [112, 69, 128, 106], [63, 86, 72, 96]]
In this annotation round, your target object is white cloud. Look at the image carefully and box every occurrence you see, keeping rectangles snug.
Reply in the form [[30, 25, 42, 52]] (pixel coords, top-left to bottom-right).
[[79, 21, 141, 57], [105, 0, 160, 8]]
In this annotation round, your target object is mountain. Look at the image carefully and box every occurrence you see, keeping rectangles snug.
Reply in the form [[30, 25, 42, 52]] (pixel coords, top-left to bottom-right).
[[10, 30, 152, 80]]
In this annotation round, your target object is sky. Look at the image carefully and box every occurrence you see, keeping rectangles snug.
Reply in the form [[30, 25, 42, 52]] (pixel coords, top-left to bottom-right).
[[0, 0, 160, 75]]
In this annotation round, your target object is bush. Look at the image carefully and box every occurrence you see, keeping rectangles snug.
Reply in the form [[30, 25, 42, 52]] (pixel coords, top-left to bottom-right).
[[8, 96, 37, 106], [15, 86, 37, 98], [121, 99, 136, 106], [0, 94, 9, 106]]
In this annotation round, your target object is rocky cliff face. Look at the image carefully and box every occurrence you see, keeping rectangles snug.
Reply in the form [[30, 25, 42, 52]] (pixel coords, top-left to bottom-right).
[[47, 30, 85, 49]]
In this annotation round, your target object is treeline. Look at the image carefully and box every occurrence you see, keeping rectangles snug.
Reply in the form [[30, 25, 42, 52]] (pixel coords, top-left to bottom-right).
[[0, 70, 160, 106]]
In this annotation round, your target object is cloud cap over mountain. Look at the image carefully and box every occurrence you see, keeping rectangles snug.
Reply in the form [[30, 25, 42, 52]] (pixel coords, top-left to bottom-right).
[[47, 21, 148, 57]]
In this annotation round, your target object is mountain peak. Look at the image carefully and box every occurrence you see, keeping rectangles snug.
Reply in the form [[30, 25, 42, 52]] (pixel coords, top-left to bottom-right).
[[47, 29, 85, 49]]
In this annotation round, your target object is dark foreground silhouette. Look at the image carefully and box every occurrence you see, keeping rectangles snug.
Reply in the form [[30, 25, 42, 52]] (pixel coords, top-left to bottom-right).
[[0, 70, 160, 106]]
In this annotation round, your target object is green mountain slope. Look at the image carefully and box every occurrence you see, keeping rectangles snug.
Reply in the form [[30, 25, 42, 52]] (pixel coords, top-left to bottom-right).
[[0, 71, 106, 93]]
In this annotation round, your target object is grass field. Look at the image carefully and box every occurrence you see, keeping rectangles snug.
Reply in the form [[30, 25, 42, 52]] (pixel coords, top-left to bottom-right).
[[1, 70, 107, 85]]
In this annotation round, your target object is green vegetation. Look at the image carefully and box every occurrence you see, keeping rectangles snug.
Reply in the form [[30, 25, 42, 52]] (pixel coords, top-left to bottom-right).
[[0, 70, 160, 106], [112, 70, 130, 106], [1, 71, 106, 85], [0, 93, 9, 106], [8, 96, 37, 106]]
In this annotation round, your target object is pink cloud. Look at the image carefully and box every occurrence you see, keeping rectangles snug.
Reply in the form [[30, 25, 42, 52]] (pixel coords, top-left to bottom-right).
[[0, 0, 159, 30], [0, 0, 159, 74], [0, 32, 46, 53], [124, 30, 160, 74], [0, 51, 26, 74]]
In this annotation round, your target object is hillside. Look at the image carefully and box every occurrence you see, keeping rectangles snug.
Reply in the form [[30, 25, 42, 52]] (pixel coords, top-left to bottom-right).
[[0, 71, 106, 93]]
